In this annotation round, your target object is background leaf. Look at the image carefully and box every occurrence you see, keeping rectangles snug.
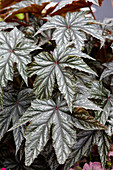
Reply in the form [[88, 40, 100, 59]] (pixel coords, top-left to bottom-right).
[[64, 130, 111, 169], [0, 88, 34, 153], [73, 108, 106, 130]]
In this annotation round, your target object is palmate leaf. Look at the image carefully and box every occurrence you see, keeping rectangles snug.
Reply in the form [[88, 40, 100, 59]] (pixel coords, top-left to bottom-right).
[[28, 45, 96, 112], [35, 11, 104, 50], [0, 88, 34, 153], [64, 130, 96, 170], [64, 130, 111, 170], [9, 95, 105, 166], [9, 97, 76, 166], [0, 27, 40, 87]]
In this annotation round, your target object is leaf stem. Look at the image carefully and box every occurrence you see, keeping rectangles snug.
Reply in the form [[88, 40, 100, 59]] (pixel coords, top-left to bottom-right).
[[88, 2, 96, 20], [25, 13, 29, 23]]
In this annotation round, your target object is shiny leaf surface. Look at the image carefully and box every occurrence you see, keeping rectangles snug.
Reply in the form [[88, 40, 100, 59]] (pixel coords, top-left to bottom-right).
[[36, 11, 104, 50], [0, 27, 40, 87], [9, 97, 76, 166], [28, 45, 96, 112], [73, 93, 101, 111]]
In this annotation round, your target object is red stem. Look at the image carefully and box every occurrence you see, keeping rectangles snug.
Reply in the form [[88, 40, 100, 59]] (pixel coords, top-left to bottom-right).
[[88, 2, 96, 20]]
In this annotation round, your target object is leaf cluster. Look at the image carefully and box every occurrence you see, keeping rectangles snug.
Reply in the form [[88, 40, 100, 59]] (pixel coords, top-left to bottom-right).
[[0, 0, 113, 169]]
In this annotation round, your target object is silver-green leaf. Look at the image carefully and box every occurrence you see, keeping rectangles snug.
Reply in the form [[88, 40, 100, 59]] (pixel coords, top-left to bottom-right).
[[9, 97, 76, 166], [28, 45, 96, 112], [0, 27, 40, 87], [35, 11, 104, 50]]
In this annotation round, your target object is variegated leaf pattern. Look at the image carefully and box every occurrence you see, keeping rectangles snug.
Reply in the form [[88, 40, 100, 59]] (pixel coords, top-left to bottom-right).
[[9, 97, 76, 166], [0, 27, 40, 87], [73, 93, 102, 111], [28, 45, 96, 112], [35, 11, 104, 50], [73, 108, 105, 130], [0, 88, 34, 153]]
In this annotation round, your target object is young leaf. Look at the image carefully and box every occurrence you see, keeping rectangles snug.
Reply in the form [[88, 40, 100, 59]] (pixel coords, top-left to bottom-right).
[[64, 130, 110, 170], [28, 45, 96, 112], [35, 11, 104, 50], [9, 97, 76, 166], [0, 27, 40, 87], [0, 88, 34, 153], [37, 30, 53, 46]]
